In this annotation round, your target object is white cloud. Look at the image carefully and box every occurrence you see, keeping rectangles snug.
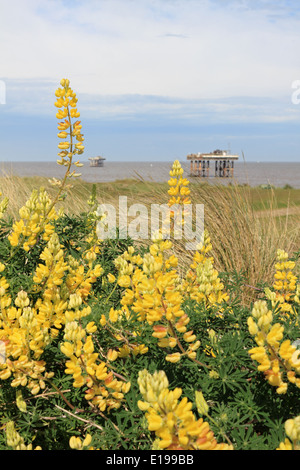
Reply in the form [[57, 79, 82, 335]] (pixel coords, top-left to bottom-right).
[[4, 78, 299, 130], [0, 0, 300, 102]]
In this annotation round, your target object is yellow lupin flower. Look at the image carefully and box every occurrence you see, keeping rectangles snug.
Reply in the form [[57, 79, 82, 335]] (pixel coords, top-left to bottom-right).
[[69, 434, 93, 450], [182, 229, 229, 309], [54, 79, 84, 190], [107, 273, 116, 283], [277, 416, 300, 450], [8, 188, 59, 252], [165, 352, 181, 363], [269, 250, 298, 316], [167, 161, 191, 207], [138, 369, 233, 450], [5, 421, 42, 450], [113, 232, 203, 364], [61, 319, 130, 411], [248, 300, 300, 394]]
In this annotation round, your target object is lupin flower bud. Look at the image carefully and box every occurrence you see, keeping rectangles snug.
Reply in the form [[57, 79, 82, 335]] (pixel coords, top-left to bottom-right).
[[195, 390, 209, 417], [5, 421, 41, 450]]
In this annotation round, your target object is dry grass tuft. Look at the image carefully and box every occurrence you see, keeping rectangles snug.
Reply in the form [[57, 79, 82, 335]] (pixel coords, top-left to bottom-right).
[[178, 183, 299, 303]]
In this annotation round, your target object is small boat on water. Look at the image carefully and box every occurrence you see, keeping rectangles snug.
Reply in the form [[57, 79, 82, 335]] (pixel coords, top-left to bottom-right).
[[88, 156, 106, 167]]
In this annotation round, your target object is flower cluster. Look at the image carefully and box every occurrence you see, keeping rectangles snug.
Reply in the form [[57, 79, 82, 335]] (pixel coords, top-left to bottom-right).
[[0, 225, 104, 396], [0, 280, 55, 394], [182, 229, 229, 308], [0, 80, 105, 398], [265, 249, 299, 316], [55, 78, 84, 174], [277, 416, 300, 450], [113, 236, 201, 364], [137, 369, 233, 450], [151, 160, 191, 242], [60, 319, 131, 411], [69, 433, 93, 450], [0, 192, 9, 220], [167, 161, 228, 309], [5, 421, 42, 450], [8, 188, 59, 252], [65, 249, 103, 301], [99, 306, 149, 361], [248, 300, 300, 394], [167, 160, 191, 207], [105, 162, 230, 365]]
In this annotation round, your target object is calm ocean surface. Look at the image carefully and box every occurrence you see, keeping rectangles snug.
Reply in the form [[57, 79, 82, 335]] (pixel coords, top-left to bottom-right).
[[0, 160, 299, 188]]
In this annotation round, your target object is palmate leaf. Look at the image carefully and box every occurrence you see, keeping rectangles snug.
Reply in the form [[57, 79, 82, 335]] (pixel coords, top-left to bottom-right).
[[217, 364, 249, 394], [231, 424, 268, 450]]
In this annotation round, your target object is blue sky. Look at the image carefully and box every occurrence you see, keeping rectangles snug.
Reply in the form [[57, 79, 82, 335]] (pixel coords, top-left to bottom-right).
[[0, 0, 300, 162]]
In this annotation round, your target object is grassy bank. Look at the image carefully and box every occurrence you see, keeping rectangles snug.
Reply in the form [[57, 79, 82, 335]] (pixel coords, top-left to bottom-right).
[[2, 173, 300, 215], [1, 173, 299, 295]]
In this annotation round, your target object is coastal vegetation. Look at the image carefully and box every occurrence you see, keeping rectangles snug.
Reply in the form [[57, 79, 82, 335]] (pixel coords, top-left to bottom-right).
[[1, 173, 299, 300], [0, 79, 299, 450]]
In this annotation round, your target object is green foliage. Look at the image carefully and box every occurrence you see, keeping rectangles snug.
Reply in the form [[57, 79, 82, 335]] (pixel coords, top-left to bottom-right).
[[0, 209, 299, 451]]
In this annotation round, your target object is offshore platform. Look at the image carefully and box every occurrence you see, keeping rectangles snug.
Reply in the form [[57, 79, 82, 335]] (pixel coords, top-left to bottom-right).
[[187, 149, 239, 177], [88, 156, 106, 167]]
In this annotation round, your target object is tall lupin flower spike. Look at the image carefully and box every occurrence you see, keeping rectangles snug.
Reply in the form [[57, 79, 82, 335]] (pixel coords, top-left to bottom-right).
[[7, 79, 84, 254], [51, 78, 84, 201]]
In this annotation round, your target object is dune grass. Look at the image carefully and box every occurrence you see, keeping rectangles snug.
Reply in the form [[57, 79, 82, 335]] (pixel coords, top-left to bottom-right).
[[188, 183, 300, 303]]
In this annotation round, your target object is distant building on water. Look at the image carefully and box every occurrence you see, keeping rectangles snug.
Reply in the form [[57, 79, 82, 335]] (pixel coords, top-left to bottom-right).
[[88, 156, 106, 167], [187, 150, 239, 177]]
